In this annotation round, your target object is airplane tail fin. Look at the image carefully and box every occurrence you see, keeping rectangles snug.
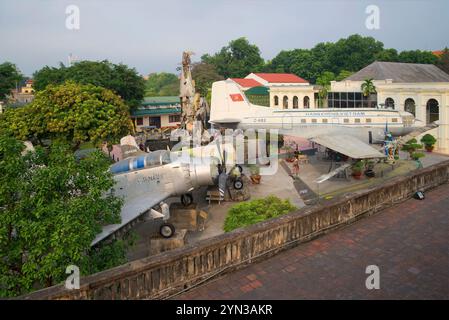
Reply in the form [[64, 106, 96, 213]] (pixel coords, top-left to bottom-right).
[[209, 80, 251, 124], [120, 135, 147, 159]]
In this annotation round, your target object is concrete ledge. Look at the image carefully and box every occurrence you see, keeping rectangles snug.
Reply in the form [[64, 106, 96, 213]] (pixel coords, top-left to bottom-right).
[[21, 160, 449, 300]]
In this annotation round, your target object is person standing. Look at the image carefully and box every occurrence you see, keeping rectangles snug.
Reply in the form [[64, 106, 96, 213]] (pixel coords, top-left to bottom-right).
[[292, 155, 300, 179]]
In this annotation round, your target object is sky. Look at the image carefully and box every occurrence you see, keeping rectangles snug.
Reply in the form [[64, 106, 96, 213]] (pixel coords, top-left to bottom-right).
[[0, 0, 448, 77]]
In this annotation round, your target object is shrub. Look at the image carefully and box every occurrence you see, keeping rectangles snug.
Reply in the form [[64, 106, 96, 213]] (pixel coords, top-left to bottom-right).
[[420, 134, 436, 148], [402, 138, 422, 156], [248, 164, 260, 175], [411, 152, 425, 161], [351, 160, 364, 174], [223, 196, 297, 232]]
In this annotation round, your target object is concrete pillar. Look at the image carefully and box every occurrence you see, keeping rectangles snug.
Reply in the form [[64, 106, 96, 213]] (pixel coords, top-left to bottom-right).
[[415, 95, 426, 124], [438, 94, 449, 154]]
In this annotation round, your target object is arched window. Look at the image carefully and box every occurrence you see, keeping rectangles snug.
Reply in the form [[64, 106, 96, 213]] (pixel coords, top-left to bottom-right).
[[426, 99, 439, 124], [293, 96, 298, 109], [283, 96, 288, 109], [303, 96, 310, 109], [385, 97, 395, 109], [274, 95, 279, 106], [404, 98, 415, 117]]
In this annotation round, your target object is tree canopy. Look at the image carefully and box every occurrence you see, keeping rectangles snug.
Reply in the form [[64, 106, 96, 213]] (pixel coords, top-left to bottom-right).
[[202, 37, 264, 78], [191, 62, 224, 96], [0, 62, 23, 101], [144, 72, 179, 96], [261, 34, 439, 83], [32, 60, 145, 110], [0, 136, 126, 297], [0, 82, 133, 149], [437, 47, 449, 74]]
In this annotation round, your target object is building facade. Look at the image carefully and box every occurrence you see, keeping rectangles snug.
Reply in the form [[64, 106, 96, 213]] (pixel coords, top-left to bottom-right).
[[131, 96, 181, 131], [329, 62, 449, 153], [9, 79, 35, 105], [245, 73, 319, 109]]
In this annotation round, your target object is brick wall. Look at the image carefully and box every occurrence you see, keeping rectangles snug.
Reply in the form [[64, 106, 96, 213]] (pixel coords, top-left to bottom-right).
[[22, 160, 449, 300]]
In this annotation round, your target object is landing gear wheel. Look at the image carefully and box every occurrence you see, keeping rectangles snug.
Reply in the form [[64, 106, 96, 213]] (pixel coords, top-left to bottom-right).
[[181, 193, 193, 207], [233, 178, 244, 190], [159, 223, 175, 238]]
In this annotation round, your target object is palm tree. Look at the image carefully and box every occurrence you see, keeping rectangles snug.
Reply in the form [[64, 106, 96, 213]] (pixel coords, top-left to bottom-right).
[[361, 78, 377, 108], [318, 85, 329, 108]]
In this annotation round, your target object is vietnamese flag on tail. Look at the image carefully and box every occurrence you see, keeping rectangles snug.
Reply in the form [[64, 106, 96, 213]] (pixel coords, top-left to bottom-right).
[[229, 93, 244, 102]]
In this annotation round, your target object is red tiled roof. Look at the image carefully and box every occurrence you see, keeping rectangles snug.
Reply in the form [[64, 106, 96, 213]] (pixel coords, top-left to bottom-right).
[[253, 73, 308, 83], [231, 78, 262, 88], [433, 50, 444, 57]]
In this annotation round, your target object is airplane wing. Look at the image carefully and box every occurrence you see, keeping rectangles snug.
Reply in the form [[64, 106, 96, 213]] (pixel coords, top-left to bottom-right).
[[91, 190, 168, 246], [310, 134, 386, 159]]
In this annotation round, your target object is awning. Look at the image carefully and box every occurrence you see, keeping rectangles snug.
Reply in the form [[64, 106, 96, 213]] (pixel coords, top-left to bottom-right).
[[310, 134, 386, 159]]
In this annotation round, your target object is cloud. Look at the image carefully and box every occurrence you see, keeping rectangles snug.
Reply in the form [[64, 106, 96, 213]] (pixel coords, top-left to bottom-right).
[[0, 0, 447, 76]]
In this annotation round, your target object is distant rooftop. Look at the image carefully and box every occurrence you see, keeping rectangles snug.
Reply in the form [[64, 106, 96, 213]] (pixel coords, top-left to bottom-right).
[[231, 78, 262, 88], [344, 61, 449, 83], [142, 96, 180, 107], [252, 73, 308, 83]]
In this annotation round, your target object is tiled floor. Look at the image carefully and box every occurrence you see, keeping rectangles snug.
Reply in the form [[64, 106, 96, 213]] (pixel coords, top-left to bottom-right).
[[176, 183, 449, 300]]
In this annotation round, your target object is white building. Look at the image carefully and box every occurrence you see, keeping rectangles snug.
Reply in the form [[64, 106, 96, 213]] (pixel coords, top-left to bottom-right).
[[330, 61, 449, 154], [244, 73, 319, 109]]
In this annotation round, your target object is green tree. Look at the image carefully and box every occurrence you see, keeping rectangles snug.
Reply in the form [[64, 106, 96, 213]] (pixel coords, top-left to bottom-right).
[[374, 48, 399, 62], [397, 50, 438, 64], [335, 70, 353, 81], [265, 49, 316, 81], [0, 136, 126, 297], [0, 82, 133, 149], [327, 34, 384, 73], [202, 37, 264, 78], [191, 62, 224, 96], [144, 72, 179, 96], [0, 62, 23, 101], [361, 78, 377, 108], [437, 47, 449, 74], [361, 78, 376, 96], [265, 35, 384, 83], [33, 60, 145, 110], [316, 71, 335, 107]]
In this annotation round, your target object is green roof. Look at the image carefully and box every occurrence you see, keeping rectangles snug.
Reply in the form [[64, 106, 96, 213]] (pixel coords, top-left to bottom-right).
[[132, 108, 180, 117], [244, 86, 269, 95], [142, 96, 180, 106]]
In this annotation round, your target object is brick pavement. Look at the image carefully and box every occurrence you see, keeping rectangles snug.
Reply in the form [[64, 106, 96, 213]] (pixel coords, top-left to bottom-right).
[[176, 183, 449, 300]]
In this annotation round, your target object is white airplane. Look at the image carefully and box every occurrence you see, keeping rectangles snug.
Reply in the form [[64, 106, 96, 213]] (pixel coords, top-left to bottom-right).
[[209, 79, 421, 159], [92, 136, 238, 246]]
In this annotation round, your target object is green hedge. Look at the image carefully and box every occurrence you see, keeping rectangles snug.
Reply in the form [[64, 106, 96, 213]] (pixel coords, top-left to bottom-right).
[[224, 196, 297, 232]]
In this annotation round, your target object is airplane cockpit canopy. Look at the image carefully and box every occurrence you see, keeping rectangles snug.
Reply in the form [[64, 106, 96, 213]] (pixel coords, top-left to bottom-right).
[[110, 150, 171, 174]]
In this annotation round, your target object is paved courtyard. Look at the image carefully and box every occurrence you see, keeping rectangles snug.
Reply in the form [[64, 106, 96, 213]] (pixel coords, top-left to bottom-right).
[[176, 183, 449, 300]]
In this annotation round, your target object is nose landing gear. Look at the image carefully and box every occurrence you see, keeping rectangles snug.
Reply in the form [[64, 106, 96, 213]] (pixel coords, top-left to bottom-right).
[[159, 223, 175, 238]]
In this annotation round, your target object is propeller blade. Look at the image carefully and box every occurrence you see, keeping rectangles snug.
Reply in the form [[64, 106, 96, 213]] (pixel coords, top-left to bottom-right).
[[218, 172, 228, 199]]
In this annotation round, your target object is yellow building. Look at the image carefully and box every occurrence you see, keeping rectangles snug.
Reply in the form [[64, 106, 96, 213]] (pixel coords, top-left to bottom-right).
[[330, 62, 449, 154], [9, 79, 35, 105]]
